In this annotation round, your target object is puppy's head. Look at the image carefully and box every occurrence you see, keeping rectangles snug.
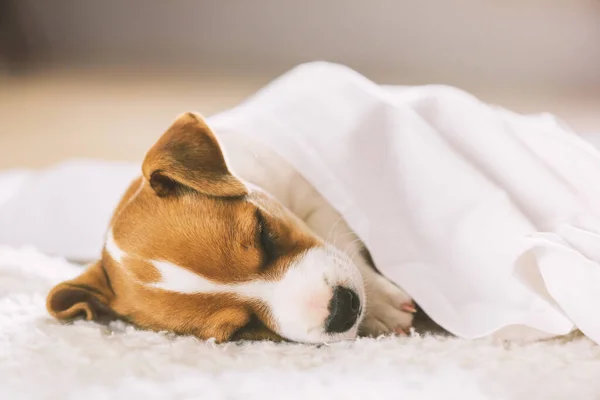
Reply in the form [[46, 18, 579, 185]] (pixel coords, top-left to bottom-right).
[[47, 113, 365, 343]]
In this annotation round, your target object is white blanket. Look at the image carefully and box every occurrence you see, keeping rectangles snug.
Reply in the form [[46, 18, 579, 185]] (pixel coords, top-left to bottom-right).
[[2, 62, 600, 345]]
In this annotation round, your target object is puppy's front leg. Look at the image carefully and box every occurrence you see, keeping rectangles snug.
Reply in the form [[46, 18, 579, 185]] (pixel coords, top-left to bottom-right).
[[302, 202, 415, 336]]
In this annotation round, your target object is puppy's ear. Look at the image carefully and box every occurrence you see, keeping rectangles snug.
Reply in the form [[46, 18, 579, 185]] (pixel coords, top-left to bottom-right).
[[142, 112, 247, 198], [47, 261, 116, 323]]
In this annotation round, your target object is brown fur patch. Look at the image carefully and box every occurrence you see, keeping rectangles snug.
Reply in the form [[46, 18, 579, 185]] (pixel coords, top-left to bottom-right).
[[121, 256, 161, 284]]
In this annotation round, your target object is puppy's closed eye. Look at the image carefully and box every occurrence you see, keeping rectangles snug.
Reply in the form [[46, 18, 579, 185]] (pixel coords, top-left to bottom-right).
[[256, 210, 279, 265]]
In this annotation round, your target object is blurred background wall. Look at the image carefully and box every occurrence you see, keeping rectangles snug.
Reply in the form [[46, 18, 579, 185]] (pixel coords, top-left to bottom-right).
[[6, 0, 600, 89], [1, 0, 599, 168]]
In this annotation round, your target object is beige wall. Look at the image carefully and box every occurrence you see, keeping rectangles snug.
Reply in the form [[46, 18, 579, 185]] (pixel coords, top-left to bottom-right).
[[2, 1, 600, 168], [18, 0, 600, 89]]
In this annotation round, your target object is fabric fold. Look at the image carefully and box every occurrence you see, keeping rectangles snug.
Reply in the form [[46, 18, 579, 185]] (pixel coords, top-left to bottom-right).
[[210, 62, 600, 343]]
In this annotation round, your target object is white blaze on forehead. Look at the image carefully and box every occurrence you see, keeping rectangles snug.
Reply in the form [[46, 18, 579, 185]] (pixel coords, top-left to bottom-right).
[[105, 229, 126, 263], [104, 177, 144, 264]]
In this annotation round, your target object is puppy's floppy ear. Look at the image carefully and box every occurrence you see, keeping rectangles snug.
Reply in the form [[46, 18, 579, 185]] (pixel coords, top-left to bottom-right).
[[46, 260, 116, 323], [142, 112, 247, 198]]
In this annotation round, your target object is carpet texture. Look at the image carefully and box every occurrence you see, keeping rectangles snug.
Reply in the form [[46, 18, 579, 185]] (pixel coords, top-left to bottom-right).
[[0, 246, 598, 399]]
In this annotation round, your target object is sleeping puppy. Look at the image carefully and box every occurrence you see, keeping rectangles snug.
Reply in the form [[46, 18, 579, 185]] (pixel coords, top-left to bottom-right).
[[46, 112, 416, 343]]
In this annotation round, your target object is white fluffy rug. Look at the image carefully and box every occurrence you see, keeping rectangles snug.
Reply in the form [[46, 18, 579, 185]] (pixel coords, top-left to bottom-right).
[[1, 246, 599, 399]]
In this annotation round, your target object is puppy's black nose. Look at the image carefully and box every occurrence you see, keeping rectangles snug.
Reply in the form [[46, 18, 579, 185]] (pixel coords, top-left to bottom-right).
[[325, 286, 361, 333]]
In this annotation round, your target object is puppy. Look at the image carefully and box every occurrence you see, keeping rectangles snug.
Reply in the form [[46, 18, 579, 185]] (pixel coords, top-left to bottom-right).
[[46, 113, 415, 343]]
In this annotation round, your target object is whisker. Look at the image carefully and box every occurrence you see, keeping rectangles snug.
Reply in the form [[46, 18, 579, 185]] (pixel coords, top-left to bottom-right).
[[324, 215, 346, 245]]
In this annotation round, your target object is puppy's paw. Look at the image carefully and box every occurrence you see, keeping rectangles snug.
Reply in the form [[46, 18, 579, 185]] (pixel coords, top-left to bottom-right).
[[359, 273, 415, 337]]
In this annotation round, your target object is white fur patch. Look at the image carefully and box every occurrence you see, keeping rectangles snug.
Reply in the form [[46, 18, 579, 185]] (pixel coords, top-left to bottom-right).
[[105, 229, 125, 263], [149, 259, 276, 299]]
